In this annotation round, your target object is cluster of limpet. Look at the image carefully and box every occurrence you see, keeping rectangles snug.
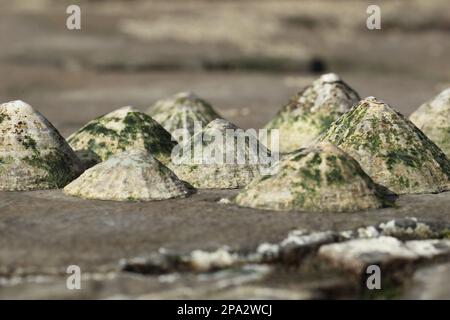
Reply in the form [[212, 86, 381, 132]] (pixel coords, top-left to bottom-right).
[[64, 149, 192, 201], [320, 96, 450, 194], [147, 92, 221, 140], [170, 119, 269, 189], [0, 100, 82, 191], [67, 106, 176, 168], [264, 73, 360, 153], [409, 88, 450, 157], [235, 142, 392, 212]]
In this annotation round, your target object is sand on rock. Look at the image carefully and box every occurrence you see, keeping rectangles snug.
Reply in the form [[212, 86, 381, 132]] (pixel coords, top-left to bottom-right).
[[170, 119, 272, 189], [147, 92, 221, 141], [234, 141, 392, 212], [0, 100, 82, 191], [67, 106, 176, 167], [320, 96, 450, 194], [264, 73, 360, 153], [64, 149, 192, 201], [410, 88, 450, 157]]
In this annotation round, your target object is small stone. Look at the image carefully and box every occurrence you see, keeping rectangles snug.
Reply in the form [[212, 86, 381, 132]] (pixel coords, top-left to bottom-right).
[[147, 92, 221, 139], [319, 237, 450, 275], [264, 73, 360, 153], [378, 218, 434, 240], [64, 149, 192, 201], [0, 100, 82, 191], [170, 119, 268, 189], [320, 96, 450, 194], [189, 247, 239, 272], [235, 141, 392, 212], [67, 106, 176, 167], [319, 237, 417, 274], [410, 88, 450, 157], [218, 198, 231, 204], [404, 239, 450, 258]]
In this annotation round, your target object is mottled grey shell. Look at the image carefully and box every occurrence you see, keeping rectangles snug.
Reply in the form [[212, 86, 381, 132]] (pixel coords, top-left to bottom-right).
[[410, 88, 450, 157], [264, 73, 360, 153], [0, 100, 82, 191], [147, 92, 221, 140], [169, 119, 267, 189], [235, 142, 391, 212], [67, 106, 176, 167], [320, 96, 450, 194], [64, 149, 192, 201]]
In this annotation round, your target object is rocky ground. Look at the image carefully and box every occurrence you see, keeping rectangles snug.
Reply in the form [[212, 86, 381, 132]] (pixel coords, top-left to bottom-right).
[[0, 0, 449, 299]]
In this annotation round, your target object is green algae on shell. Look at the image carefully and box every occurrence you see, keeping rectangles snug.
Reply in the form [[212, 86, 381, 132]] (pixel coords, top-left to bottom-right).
[[410, 88, 450, 157], [67, 106, 176, 167], [235, 142, 392, 212], [0, 100, 83, 191], [169, 119, 272, 189], [320, 96, 450, 194], [147, 92, 221, 141], [64, 149, 193, 201], [264, 73, 360, 153]]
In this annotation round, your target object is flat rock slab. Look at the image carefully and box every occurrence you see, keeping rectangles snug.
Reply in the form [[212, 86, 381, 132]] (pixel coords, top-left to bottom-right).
[[1, 189, 450, 277]]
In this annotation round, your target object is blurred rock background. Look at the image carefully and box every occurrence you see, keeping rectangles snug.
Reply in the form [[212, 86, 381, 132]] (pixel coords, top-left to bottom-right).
[[0, 0, 448, 136]]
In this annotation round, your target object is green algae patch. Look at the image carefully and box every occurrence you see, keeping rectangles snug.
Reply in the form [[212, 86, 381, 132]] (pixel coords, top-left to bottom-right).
[[64, 149, 192, 201], [0, 100, 82, 191], [67, 106, 176, 167], [264, 73, 360, 153], [235, 142, 392, 212], [410, 88, 450, 157], [147, 92, 221, 141], [320, 96, 450, 194]]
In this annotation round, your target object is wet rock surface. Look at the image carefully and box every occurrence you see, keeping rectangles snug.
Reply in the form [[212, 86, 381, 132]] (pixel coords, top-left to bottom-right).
[[0, 188, 450, 298]]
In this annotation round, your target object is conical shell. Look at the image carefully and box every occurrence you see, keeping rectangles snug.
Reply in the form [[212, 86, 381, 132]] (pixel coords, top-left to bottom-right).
[[320, 96, 450, 194], [64, 149, 192, 201], [147, 92, 221, 140], [410, 88, 450, 157], [0, 100, 82, 191], [235, 142, 391, 212], [67, 106, 176, 167], [170, 119, 269, 189], [264, 73, 360, 153]]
